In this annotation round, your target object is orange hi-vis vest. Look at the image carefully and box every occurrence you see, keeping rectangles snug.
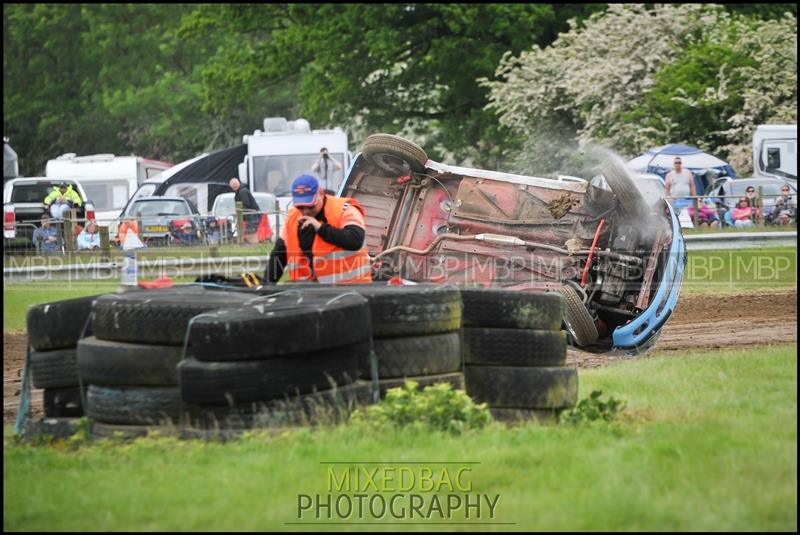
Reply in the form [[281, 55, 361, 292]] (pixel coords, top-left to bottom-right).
[[284, 196, 372, 284]]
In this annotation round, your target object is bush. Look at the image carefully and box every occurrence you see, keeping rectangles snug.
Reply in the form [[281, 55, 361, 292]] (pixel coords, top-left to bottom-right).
[[350, 381, 491, 434], [560, 390, 626, 425]]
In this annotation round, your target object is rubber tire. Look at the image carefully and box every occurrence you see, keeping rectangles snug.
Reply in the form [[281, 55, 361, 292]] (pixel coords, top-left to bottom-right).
[[77, 336, 184, 386], [43, 387, 84, 417], [365, 332, 462, 379], [378, 372, 464, 398], [600, 156, 648, 220], [27, 294, 102, 351], [186, 381, 374, 429], [86, 385, 182, 425], [362, 134, 428, 174], [23, 417, 83, 440], [489, 408, 560, 425], [90, 422, 178, 440], [464, 366, 578, 409], [30, 348, 78, 389], [279, 284, 463, 337], [188, 294, 371, 362], [557, 286, 599, 348], [460, 288, 563, 330], [463, 328, 566, 366], [178, 341, 367, 406], [91, 288, 259, 345]]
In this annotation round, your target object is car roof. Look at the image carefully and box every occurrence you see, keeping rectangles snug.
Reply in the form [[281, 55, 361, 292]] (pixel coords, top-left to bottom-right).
[[131, 196, 188, 202]]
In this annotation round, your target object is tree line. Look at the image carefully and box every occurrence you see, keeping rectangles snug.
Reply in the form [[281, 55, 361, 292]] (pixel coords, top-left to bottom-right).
[[4, 3, 795, 177]]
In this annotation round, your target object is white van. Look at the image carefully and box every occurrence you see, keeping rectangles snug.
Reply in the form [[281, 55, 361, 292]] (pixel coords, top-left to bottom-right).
[[237, 118, 351, 217], [753, 124, 797, 182], [45, 153, 172, 227]]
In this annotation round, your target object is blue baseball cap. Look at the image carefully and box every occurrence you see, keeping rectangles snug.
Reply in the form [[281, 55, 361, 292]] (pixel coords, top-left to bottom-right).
[[291, 174, 319, 206]]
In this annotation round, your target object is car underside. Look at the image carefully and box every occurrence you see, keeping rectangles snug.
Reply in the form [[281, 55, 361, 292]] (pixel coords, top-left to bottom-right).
[[340, 134, 686, 355]]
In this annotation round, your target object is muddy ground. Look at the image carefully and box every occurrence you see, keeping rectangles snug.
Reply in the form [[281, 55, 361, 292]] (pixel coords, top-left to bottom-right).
[[4, 290, 797, 423]]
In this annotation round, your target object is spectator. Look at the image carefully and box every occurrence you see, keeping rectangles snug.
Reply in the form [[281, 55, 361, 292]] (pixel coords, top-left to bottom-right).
[[732, 197, 756, 228], [743, 186, 762, 221], [32, 214, 59, 252], [310, 147, 343, 192], [664, 157, 696, 211], [772, 184, 796, 226], [229, 177, 261, 244], [44, 181, 83, 220], [76, 221, 100, 250], [688, 199, 720, 228], [115, 218, 139, 247], [205, 216, 222, 245]]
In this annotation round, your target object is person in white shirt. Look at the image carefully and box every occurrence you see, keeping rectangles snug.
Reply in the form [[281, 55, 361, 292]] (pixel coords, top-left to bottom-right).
[[310, 147, 343, 192], [664, 157, 696, 210]]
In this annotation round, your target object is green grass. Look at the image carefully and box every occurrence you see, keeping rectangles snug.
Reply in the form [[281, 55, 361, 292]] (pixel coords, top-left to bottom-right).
[[4, 345, 796, 531], [682, 247, 796, 294]]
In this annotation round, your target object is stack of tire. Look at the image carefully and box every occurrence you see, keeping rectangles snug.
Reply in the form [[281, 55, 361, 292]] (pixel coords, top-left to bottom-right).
[[77, 286, 260, 438], [177, 291, 375, 430], [27, 295, 101, 419], [288, 284, 464, 398], [460, 288, 578, 423]]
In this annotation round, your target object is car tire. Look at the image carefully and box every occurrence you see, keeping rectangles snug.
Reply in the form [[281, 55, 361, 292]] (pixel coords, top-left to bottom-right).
[[27, 294, 101, 351], [23, 417, 83, 440], [600, 156, 649, 219], [30, 348, 78, 389], [489, 408, 561, 425], [86, 385, 182, 425], [377, 372, 464, 398], [557, 286, 599, 348], [463, 328, 566, 367], [464, 366, 578, 409], [460, 288, 563, 330], [186, 381, 374, 429], [281, 284, 463, 337], [187, 294, 371, 362], [362, 134, 428, 174], [43, 387, 84, 418], [365, 332, 462, 379], [77, 337, 184, 386], [90, 288, 261, 345], [178, 341, 367, 406]]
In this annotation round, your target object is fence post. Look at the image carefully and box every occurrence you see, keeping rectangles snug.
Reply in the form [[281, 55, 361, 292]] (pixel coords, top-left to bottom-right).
[[692, 197, 699, 228], [99, 226, 111, 259], [273, 198, 281, 242], [63, 209, 76, 253], [757, 186, 764, 226], [235, 201, 244, 245]]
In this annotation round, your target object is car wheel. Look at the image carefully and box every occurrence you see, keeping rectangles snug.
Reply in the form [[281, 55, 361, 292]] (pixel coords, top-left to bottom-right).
[[557, 286, 599, 348], [460, 288, 563, 330], [30, 348, 78, 389], [600, 156, 649, 219], [77, 337, 184, 386], [362, 134, 428, 175], [86, 385, 181, 425], [365, 332, 462, 379], [27, 294, 102, 351]]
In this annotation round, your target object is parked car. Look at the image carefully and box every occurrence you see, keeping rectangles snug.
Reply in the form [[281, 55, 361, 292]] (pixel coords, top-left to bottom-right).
[[211, 191, 278, 242], [4, 177, 96, 250], [703, 176, 797, 223], [114, 196, 203, 246], [339, 134, 687, 355]]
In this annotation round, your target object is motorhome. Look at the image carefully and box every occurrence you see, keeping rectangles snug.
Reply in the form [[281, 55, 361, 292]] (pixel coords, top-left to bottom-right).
[[753, 124, 797, 182], [237, 117, 351, 216], [45, 153, 172, 226]]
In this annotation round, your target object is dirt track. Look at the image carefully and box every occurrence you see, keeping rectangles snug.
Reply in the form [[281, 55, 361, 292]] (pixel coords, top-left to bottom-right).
[[4, 290, 797, 422]]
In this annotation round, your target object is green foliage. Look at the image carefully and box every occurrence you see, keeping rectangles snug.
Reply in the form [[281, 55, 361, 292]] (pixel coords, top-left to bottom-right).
[[350, 380, 491, 434], [560, 390, 626, 425]]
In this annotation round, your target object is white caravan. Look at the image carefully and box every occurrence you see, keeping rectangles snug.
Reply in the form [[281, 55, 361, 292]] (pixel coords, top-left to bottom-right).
[[45, 153, 172, 226], [238, 117, 351, 219], [753, 124, 797, 182]]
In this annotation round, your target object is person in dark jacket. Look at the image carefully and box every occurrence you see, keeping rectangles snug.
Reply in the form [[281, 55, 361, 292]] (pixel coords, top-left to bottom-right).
[[229, 177, 261, 244]]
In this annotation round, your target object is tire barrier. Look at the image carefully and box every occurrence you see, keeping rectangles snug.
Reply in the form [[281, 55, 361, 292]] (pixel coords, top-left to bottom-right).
[[461, 287, 576, 422]]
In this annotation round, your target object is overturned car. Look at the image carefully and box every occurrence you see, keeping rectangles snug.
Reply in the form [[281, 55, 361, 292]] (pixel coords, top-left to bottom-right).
[[339, 134, 686, 355]]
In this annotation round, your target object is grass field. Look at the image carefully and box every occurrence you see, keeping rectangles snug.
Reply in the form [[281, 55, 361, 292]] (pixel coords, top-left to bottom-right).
[[3, 345, 796, 531]]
